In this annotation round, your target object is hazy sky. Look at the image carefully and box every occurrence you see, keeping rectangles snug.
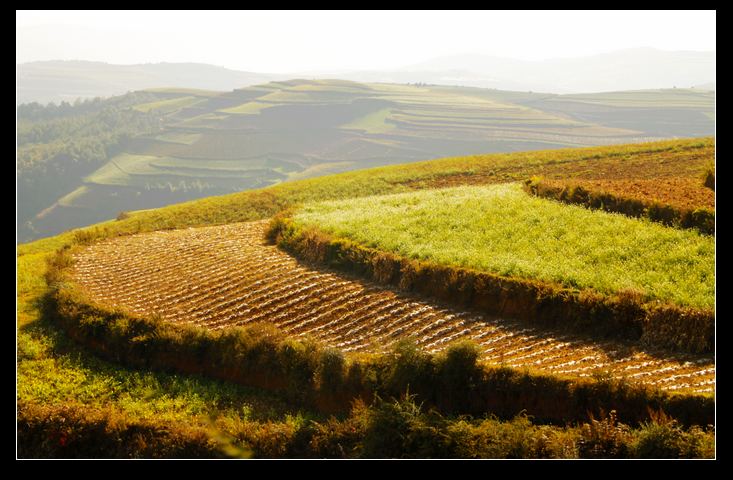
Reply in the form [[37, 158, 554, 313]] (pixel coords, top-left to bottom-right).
[[17, 10, 716, 73]]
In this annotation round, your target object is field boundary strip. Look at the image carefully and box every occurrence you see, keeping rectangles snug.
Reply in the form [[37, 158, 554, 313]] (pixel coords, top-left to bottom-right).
[[523, 178, 714, 234]]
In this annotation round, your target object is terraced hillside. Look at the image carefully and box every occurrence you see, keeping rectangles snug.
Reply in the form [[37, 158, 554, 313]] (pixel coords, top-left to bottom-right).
[[18, 139, 715, 458], [68, 221, 714, 394], [20, 80, 714, 242]]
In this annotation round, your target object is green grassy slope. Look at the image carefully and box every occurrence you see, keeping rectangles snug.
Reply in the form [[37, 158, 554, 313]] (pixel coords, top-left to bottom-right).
[[19, 80, 715, 242], [292, 184, 714, 309]]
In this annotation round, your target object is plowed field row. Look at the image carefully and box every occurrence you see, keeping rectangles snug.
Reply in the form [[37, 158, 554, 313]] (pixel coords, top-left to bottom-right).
[[70, 221, 714, 393]]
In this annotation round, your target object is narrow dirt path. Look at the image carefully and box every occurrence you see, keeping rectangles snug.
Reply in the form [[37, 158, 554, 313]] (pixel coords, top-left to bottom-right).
[[70, 220, 715, 393]]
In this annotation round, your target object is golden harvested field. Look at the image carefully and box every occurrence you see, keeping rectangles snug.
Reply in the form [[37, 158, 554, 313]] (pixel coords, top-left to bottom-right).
[[403, 145, 713, 190], [70, 221, 714, 394], [538, 177, 714, 211]]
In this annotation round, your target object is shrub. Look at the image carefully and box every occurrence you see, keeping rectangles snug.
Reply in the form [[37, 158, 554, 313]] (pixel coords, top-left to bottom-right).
[[361, 394, 450, 458], [632, 410, 715, 458], [702, 166, 715, 191], [578, 410, 631, 458], [17, 401, 228, 459]]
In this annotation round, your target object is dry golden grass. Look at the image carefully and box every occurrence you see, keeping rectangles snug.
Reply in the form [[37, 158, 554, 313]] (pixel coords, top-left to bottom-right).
[[538, 177, 714, 211]]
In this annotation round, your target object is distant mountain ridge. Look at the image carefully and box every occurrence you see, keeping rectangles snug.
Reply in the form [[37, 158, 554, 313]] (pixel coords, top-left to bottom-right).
[[17, 48, 714, 105], [16, 61, 287, 105], [338, 48, 715, 94]]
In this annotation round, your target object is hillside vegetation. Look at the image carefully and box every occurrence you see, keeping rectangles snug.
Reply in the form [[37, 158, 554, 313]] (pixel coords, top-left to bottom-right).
[[22, 137, 710, 242], [18, 80, 714, 241], [17, 138, 715, 458]]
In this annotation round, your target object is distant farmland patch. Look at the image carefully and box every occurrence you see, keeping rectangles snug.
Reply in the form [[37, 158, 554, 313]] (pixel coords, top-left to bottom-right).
[[133, 96, 204, 113], [219, 101, 274, 115], [19, 80, 715, 242], [340, 108, 395, 134]]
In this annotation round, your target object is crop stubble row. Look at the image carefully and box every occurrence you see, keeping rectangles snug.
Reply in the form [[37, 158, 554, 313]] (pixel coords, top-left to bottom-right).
[[70, 221, 714, 393]]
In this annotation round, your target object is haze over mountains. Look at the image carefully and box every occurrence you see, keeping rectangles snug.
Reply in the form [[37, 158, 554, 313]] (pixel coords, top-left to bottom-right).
[[16, 61, 288, 105], [17, 48, 715, 105]]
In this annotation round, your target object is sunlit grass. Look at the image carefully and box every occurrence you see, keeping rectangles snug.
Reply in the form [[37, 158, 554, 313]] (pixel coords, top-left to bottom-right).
[[16, 248, 311, 425], [16, 138, 716, 456], [294, 183, 714, 309]]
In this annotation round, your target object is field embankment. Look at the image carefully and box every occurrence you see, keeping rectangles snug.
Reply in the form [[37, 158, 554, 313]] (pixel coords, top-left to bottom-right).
[[524, 177, 714, 234]]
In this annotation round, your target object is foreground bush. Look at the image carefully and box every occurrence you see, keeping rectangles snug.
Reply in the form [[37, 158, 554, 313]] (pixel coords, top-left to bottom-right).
[[19, 395, 714, 459]]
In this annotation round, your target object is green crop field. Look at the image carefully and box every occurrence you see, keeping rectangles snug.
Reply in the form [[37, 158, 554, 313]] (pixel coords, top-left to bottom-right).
[[219, 101, 274, 115], [293, 184, 714, 309], [341, 108, 395, 133], [133, 96, 204, 113], [557, 89, 715, 108], [153, 132, 203, 145]]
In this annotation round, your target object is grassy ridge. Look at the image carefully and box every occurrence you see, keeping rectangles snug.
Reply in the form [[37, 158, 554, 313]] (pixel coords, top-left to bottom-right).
[[18, 138, 712, 247], [18, 397, 715, 459]]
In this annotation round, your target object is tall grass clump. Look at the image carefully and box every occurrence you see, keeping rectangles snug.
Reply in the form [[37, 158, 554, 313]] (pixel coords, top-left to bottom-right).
[[702, 164, 715, 191]]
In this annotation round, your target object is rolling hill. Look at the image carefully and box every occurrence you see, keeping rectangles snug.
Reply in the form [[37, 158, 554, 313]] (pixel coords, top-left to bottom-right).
[[18, 138, 715, 458], [18, 79, 715, 242], [17, 49, 715, 103]]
